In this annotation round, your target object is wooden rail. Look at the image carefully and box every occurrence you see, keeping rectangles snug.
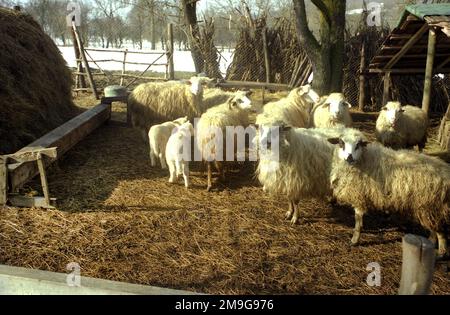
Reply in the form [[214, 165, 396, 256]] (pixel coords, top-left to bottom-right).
[[216, 81, 291, 91], [8, 103, 112, 191]]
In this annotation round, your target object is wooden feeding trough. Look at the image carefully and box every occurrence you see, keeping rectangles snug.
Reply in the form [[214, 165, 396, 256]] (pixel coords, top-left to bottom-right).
[[368, 4, 450, 120]]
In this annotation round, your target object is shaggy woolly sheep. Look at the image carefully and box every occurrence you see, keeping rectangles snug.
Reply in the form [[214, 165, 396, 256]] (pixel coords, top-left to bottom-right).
[[311, 93, 353, 128], [165, 121, 194, 188], [256, 124, 363, 224], [328, 132, 450, 257], [375, 101, 428, 151], [202, 88, 236, 112], [196, 91, 255, 191], [148, 116, 188, 169], [255, 85, 320, 128], [128, 76, 213, 141]]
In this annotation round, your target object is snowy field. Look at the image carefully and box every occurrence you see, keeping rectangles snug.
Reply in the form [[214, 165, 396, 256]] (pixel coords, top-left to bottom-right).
[[58, 46, 234, 76]]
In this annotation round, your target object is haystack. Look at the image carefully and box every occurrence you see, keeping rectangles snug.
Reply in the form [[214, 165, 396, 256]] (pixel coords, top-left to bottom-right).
[[0, 8, 76, 154]]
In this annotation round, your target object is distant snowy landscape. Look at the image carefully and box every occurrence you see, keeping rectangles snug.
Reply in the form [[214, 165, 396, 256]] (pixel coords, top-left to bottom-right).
[[58, 46, 234, 76]]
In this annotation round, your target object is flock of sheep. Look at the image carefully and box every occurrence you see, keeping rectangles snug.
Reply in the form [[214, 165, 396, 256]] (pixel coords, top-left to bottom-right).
[[128, 75, 450, 259]]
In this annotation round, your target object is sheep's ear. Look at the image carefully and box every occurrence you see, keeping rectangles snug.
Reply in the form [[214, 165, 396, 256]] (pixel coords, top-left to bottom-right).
[[381, 106, 387, 111], [327, 138, 341, 145], [187, 80, 192, 85], [345, 102, 352, 108], [399, 108, 405, 113], [245, 90, 253, 97], [227, 98, 237, 109], [360, 141, 369, 147], [280, 125, 292, 132]]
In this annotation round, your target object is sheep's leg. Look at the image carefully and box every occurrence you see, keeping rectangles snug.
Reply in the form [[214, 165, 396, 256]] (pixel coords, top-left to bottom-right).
[[285, 201, 294, 220], [437, 232, 448, 258], [290, 202, 300, 225], [159, 152, 167, 170], [207, 162, 212, 192], [215, 161, 225, 182], [182, 162, 190, 189], [149, 149, 157, 167], [351, 208, 364, 246], [168, 161, 177, 184]]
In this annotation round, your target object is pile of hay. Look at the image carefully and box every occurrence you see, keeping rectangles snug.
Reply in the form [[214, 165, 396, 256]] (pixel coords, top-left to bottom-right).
[[0, 8, 76, 154]]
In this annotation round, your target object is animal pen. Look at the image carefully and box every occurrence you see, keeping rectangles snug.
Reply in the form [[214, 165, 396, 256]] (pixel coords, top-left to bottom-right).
[[1, 4, 450, 296]]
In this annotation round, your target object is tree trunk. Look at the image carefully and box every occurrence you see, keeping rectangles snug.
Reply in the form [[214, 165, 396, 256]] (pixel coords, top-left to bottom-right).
[[293, 0, 346, 95], [182, 0, 204, 73], [150, 13, 156, 50]]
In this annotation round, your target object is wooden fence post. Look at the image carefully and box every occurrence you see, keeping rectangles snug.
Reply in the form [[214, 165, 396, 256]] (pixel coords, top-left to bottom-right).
[[0, 156, 7, 206], [262, 27, 270, 84], [358, 42, 366, 112], [120, 49, 128, 86], [422, 28, 436, 115], [70, 27, 86, 89], [382, 72, 391, 106], [167, 23, 175, 80], [398, 234, 435, 295]]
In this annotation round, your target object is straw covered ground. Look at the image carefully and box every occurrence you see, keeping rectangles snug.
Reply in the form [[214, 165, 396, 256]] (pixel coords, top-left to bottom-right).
[[0, 94, 449, 294]]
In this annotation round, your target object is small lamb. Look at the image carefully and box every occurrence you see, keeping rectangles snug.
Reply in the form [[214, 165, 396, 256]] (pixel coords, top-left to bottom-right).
[[148, 116, 188, 169], [165, 121, 194, 188]]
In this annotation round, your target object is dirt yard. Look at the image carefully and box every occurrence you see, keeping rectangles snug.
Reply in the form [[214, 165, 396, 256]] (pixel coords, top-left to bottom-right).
[[0, 93, 449, 294]]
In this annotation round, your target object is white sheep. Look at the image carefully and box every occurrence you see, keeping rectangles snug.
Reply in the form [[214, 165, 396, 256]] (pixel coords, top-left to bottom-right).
[[128, 76, 213, 141], [375, 101, 428, 151], [311, 93, 353, 128], [148, 116, 188, 169], [196, 91, 255, 191], [256, 124, 363, 224], [165, 121, 194, 188], [202, 88, 235, 112], [328, 131, 450, 258], [255, 85, 320, 128]]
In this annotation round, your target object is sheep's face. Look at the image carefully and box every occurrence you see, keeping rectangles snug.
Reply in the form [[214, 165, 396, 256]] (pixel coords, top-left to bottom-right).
[[324, 93, 351, 119], [298, 85, 320, 104], [173, 116, 189, 125], [382, 102, 404, 127], [228, 91, 253, 111], [188, 77, 203, 96], [329, 135, 368, 164]]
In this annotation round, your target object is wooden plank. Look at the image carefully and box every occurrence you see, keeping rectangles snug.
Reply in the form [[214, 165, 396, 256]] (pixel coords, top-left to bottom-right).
[[7, 147, 57, 163], [85, 48, 166, 55], [101, 96, 129, 104], [120, 49, 128, 86], [8, 103, 111, 191], [217, 81, 290, 91], [36, 154, 50, 207], [167, 23, 175, 80], [398, 234, 435, 295], [8, 196, 56, 209], [384, 23, 430, 70]]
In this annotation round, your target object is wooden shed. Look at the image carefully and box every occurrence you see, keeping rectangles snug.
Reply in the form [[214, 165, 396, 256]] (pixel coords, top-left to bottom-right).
[[368, 4, 450, 114]]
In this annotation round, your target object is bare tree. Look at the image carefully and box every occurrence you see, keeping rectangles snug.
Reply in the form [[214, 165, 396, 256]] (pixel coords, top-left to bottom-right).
[[293, 0, 346, 95], [181, 0, 204, 73]]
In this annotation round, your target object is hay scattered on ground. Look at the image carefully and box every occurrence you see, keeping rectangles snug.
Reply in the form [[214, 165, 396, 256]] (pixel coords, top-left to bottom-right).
[[0, 8, 76, 154], [0, 98, 448, 294]]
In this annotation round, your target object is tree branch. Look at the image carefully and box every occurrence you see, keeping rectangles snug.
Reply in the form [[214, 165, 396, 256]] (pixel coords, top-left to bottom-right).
[[311, 0, 332, 27], [293, 0, 320, 53]]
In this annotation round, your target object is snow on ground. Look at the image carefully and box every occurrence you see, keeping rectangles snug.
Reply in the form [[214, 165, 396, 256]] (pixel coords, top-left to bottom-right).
[[58, 46, 234, 76]]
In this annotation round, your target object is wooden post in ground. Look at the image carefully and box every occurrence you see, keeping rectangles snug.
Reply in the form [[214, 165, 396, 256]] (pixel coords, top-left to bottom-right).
[[398, 234, 435, 295], [0, 156, 7, 206], [72, 22, 99, 99], [36, 153, 50, 207], [382, 72, 391, 106], [167, 23, 175, 80], [120, 49, 128, 86], [358, 42, 366, 112], [422, 28, 437, 115], [262, 27, 270, 84]]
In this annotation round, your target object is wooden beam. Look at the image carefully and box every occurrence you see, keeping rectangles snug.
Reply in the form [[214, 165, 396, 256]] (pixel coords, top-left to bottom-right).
[[369, 68, 450, 74], [358, 43, 366, 112], [262, 28, 270, 84], [8, 103, 111, 191], [216, 81, 290, 91], [382, 72, 391, 106], [167, 23, 175, 80], [0, 157, 6, 206], [437, 55, 450, 71], [422, 28, 437, 114], [384, 23, 430, 70]]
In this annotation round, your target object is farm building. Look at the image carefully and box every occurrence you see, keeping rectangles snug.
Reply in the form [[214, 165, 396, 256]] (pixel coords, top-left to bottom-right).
[[0, 2, 449, 296]]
